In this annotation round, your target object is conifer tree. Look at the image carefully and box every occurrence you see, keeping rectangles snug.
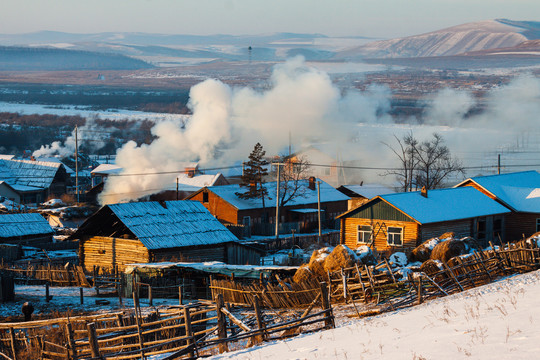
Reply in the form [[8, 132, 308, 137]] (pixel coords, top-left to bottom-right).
[[236, 143, 269, 207]]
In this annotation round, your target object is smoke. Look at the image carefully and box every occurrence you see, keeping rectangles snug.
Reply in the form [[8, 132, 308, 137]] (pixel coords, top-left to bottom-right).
[[99, 56, 393, 204], [99, 59, 540, 204], [33, 117, 107, 158]]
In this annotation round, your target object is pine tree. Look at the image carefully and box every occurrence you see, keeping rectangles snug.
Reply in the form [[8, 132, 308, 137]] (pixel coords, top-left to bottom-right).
[[236, 143, 269, 207]]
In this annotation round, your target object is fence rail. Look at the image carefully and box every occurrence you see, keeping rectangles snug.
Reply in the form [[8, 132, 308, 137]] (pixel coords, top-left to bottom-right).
[[0, 263, 90, 288]]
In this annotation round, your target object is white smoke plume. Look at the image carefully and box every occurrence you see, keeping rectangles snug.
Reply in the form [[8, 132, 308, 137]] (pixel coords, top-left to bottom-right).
[[33, 117, 107, 158], [99, 57, 392, 204]]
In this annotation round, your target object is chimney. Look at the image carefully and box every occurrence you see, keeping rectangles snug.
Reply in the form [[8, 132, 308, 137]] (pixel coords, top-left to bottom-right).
[[185, 167, 195, 178], [308, 176, 316, 190], [250, 181, 257, 192], [421, 186, 428, 198]]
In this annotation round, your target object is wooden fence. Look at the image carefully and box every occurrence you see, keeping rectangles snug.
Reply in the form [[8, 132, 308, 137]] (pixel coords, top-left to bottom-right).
[[0, 285, 334, 360], [0, 264, 90, 288]]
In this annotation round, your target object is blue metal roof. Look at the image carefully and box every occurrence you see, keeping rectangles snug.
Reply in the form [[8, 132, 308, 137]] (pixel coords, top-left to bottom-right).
[[380, 187, 510, 224], [106, 200, 238, 250], [0, 213, 54, 238]]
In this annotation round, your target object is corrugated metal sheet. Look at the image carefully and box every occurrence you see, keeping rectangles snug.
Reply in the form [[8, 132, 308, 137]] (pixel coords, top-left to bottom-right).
[[0, 213, 54, 238], [107, 200, 238, 250], [0, 159, 61, 189]]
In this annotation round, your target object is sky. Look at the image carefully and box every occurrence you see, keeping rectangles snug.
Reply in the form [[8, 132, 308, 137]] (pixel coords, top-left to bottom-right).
[[1, 0, 539, 39]]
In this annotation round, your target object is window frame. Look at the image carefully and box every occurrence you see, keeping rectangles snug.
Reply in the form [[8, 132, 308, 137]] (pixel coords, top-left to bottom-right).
[[357, 225, 373, 244], [387, 226, 403, 246]]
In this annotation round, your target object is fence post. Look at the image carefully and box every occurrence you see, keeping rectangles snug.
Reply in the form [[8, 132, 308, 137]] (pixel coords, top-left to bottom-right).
[[45, 282, 50, 303], [252, 295, 266, 343], [319, 281, 334, 329], [80, 287, 84, 305], [215, 293, 229, 353], [417, 278, 423, 305], [9, 327, 17, 360], [148, 285, 153, 307], [87, 323, 101, 360], [183, 307, 196, 358], [66, 321, 78, 360], [178, 285, 183, 306]]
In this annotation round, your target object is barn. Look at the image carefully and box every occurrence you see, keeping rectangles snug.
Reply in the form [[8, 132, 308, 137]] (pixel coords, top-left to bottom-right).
[[337, 187, 510, 257], [0, 213, 54, 247], [455, 170, 540, 241], [74, 200, 261, 272]]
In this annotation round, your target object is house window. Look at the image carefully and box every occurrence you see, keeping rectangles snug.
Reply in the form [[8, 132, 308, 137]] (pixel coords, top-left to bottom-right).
[[493, 217, 503, 241], [537, 218, 540, 232], [387, 227, 403, 246], [357, 225, 372, 244], [202, 192, 209, 203]]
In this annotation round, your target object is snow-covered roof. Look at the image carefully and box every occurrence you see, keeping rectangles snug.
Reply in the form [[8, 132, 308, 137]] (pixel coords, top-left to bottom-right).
[[104, 200, 238, 250], [175, 173, 224, 192], [36, 157, 74, 174], [456, 171, 540, 213], [124, 261, 297, 279], [0, 155, 15, 160], [0, 159, 63, 189], [340, 184, 396, 199], [205, 178, 350, 210], [91, 163, 122, 176], [379, 187, 510, 224], [0, 213, 54, 238]]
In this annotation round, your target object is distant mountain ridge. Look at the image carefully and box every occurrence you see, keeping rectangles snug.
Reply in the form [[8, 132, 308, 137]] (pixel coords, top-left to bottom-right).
[[337, 19, 540, 59]]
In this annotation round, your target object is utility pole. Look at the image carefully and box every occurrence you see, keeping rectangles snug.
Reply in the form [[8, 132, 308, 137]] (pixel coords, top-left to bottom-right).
[[317, 180, 322, 244], [498, 154, 501, 175], [75, 125, 79, 204], [176, 177, 179, 200], [273, 163, 284, 240]]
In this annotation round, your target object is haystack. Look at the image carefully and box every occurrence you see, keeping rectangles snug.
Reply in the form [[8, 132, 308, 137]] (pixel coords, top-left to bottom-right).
[[307, 247, 333, 276], [410, 232, 457, 262], [293, 264, 312, 283], [420, 259, 443, 276], [354, 245, 377, 266], [430, 239, 467, 263], [323, 244, 357, 272]]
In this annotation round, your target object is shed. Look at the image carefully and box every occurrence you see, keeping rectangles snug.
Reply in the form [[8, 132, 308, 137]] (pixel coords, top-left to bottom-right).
[[0, 213, 54, 247], [337, 187, 510, 256], [73, 200, 262, 272], [455, 170, 540, 241]]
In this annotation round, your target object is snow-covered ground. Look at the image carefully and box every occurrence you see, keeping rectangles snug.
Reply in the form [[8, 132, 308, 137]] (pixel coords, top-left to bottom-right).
[[210, 270, 540, 359]]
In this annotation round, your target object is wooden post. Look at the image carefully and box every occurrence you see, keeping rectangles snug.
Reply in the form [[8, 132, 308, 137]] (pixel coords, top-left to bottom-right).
[[87, 323, 101, 360], [319, 282, 334, 329], [118, 279, 123, 306], [66, 321, 78, 360], [183, 307, 196, 358], [341, 268, 347, 301], [132, 291, 145, 358], [417, 278, 423, 305], [384, 258, 397, 284], [148, 285, 153, 307], [45, 282, 50, 303], [355, 264, 367, 303], [93, 266, 100, 296], [79, 287, 84, 305], [215, 293, 228, 353], [252, 295, 265, 343], [178, 285, 183, 305], [9, 327, 17, 360]]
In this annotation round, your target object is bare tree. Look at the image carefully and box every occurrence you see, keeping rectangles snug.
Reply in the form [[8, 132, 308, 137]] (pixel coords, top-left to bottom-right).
[[385, 132, 464, 191], [278, 154, 312, 208]]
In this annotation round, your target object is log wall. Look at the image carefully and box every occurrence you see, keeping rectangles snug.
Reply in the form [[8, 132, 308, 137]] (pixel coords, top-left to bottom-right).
[[80, 236, 149, 272]]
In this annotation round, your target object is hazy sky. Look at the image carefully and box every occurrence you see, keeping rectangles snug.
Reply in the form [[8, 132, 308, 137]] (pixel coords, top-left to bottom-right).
[[2, 0, 539, 38]]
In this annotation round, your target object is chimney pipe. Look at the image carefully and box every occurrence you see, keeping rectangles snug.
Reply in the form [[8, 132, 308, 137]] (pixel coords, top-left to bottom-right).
[[308, 177, 316, 190], [421, 186, 428, 198]]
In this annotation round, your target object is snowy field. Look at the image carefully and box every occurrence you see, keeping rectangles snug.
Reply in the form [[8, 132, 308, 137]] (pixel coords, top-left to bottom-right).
[[210, 270, 540, 359]]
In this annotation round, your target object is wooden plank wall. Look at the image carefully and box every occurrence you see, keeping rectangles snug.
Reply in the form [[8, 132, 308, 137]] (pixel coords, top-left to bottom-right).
[[81, 236, 149, 272], [342, 218, 419, 256], [505, 212, 539, 242], [420, 219, 472, 242]]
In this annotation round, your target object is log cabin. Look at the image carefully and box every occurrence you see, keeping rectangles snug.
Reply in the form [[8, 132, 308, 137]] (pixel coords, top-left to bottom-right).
[[74, 200, 261, 272], [455, 170, 540, 242], [186, 177, 349, 236], [0, 213, 54, 247], [337, 187, 510, 257]]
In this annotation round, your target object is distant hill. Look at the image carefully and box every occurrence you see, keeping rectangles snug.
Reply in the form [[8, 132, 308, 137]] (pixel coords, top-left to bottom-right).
[[0, 46, 153, 71], [337, 19, 540, 59]]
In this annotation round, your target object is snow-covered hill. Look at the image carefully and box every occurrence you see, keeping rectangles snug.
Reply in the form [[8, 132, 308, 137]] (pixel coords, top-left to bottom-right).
[[338, 19, 540, 59], [211, 270, 540, 359]]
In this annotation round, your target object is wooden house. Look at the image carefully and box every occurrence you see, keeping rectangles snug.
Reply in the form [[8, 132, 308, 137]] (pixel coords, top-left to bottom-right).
[[186, 177, 349, 236], [337, 187, 510, 257], [74, 200, 261, 272], [455, 170, 540, 241], [0, 158, 69, 205], [0, 213, 54, 247], [337, 183, 396, 210]]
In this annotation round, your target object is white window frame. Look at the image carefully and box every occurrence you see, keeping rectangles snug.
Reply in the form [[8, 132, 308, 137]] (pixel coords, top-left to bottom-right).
[[357, 225, 373, 244], [387, 226, 403, 246]]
